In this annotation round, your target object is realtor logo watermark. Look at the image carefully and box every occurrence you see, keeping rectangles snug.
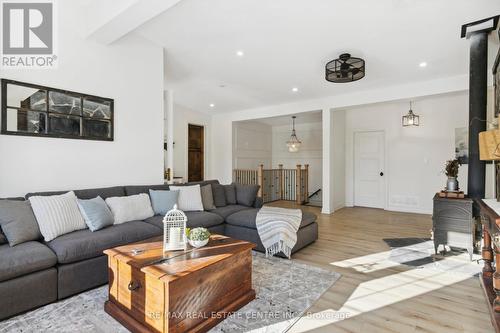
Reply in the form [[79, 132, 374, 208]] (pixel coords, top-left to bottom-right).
[[1, 0, 57, 68]]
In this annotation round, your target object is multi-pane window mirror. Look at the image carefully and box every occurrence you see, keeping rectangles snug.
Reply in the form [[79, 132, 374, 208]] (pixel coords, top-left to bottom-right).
[[1, 79, 114, 141]]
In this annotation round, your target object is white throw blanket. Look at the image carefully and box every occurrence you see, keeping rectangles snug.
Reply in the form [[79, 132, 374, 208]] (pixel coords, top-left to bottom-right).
[[256, 206, 302, 259]]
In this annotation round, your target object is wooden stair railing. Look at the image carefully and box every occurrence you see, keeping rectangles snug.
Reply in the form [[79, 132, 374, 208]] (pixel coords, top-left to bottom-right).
[[233, 164, 309, 204]]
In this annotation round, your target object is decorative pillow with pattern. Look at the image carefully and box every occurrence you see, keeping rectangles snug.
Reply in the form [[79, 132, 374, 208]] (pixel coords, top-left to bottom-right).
[[29, 191, 87, 242]]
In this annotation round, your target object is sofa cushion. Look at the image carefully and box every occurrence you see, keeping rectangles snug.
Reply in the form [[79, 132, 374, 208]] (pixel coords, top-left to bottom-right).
[[169, 185, 204, 212], [212, 184, 227, 207], [0, 200, 42, 246], [46, 221, 161, 264], [26, 186, 126, 200], [29, 191, 87, 242], [77, 196, 114, 231], [235, 183, 260, 207], [185, 211, 224, 228], [105, 194, 155, 224], [0, 241, 57, 282], [184, 180, 219, 187], [224, 184, 237, 205], [125, 184, 169, 196], [211, 205, 252, 219], [149, 189, 179, 215], [74, 186, 126, 200], [145, 211, 224, 229], [200, 184, 216, 210], [225, 208, 317, 229]]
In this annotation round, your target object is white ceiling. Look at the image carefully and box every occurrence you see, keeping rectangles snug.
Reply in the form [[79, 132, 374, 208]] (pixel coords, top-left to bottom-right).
[[135, 0, 500, 114]]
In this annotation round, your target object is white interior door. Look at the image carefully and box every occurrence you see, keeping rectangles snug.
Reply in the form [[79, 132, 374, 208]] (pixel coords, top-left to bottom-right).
[[354, 131, 385, 209]]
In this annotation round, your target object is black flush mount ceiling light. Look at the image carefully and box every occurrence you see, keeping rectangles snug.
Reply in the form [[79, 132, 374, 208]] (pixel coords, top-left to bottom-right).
[[325, 53, 365, 83]]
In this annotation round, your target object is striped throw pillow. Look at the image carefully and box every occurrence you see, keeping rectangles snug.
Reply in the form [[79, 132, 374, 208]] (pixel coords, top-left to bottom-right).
[[29, 191, 87, 242]]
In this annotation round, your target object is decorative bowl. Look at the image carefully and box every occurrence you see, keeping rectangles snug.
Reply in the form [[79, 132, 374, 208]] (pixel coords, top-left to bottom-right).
[[188, 238, 209, 248]]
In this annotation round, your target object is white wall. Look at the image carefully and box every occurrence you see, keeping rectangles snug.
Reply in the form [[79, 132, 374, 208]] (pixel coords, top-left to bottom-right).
[[344, 91, 494, 214], [0, 1, 164, 197], [209, 75, 471, 213], [233, 121, 272, 169], [332, 110, 346, 210], [172, 104, 211, 180], [272, 122, 322, 195]]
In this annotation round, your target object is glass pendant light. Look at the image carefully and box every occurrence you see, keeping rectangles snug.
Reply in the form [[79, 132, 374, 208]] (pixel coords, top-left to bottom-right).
[[402, 101, 420, 126], [286, 116, 302, 152]]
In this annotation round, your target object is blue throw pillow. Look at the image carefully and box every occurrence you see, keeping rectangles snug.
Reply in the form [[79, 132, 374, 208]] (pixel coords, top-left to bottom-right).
[[149, 189, 179, 215], [77, 196, 114, 232]]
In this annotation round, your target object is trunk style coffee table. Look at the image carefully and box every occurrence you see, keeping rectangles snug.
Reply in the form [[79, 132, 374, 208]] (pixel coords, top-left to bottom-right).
[[103, 234, 256, 333]]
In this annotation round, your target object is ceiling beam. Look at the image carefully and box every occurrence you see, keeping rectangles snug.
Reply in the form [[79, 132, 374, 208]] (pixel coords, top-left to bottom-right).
[[86, 0, 182, 45]]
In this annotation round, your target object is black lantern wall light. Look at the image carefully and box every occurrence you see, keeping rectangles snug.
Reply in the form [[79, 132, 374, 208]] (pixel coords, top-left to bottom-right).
[[402, 101, 420, 126]]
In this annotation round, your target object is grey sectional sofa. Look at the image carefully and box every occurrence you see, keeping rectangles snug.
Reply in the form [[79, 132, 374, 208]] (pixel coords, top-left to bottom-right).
[[0, 180, 318, 320]]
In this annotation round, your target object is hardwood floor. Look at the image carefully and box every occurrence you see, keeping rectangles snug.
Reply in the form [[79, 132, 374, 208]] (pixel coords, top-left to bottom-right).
[[267, 201, 493, 333]]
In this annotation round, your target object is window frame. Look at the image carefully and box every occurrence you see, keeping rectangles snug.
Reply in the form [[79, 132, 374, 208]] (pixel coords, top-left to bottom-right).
[[1, 79, 114, 141]]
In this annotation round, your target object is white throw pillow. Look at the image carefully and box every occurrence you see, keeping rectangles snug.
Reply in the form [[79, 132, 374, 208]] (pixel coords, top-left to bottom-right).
[[105, 193, 154, 224], [169, 185, 204, 212], [29, 191, 87, 242]]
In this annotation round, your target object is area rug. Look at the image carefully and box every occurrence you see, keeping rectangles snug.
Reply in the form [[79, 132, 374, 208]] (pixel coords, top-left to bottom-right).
[[0, 252, 340, 333]]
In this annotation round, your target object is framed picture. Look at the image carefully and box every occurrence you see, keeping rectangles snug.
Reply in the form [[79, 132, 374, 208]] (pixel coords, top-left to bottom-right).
[[1, 79, 114, 141]]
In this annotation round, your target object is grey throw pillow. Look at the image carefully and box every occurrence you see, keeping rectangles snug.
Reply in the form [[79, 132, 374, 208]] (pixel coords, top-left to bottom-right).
[[77, 196, 115, 232], [235, 183, 260, 207], [149, 189, 179, 215], [0, 200, 42, 246], [224, 184, 237, 205], [212, 184, 227, 207], [200, 185, 216, 210]]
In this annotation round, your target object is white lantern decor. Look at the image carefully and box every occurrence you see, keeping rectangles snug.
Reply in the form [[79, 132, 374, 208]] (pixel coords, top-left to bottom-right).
[[162, 204, 187, 252]]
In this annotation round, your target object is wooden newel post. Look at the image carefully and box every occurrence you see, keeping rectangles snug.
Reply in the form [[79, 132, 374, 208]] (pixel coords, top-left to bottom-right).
[[483, 227, 495, 275], [278, 164, 284, 200], [296, 164, 302, 204], [304, 164, 309, 204], [257, 164, 264, 198], [494, 242, 500, 312]]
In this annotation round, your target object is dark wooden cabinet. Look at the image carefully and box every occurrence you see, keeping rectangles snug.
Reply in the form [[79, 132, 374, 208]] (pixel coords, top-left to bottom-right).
[[432, 194, 474, 260]]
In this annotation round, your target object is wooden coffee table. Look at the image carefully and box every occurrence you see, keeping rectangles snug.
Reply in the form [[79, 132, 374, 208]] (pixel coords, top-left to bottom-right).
[[103, 234, 256, 333]]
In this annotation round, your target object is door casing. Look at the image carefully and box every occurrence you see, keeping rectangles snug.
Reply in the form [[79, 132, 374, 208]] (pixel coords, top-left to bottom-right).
[[353, 130, 386, 209]]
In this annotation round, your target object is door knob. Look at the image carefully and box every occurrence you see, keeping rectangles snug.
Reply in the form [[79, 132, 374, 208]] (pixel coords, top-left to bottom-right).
[[380, 172, 384, 176]]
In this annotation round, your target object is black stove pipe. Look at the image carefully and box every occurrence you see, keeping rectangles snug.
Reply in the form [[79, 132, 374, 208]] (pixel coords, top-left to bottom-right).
[[467, 31, 488, 199]]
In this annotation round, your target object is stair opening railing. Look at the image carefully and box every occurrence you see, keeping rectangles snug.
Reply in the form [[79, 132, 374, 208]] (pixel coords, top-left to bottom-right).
[[233, 164, 309, 204]]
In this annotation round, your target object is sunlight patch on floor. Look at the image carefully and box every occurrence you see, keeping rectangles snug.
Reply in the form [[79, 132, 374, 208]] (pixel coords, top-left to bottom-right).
[[328, 249, 401, 273], [289, 242, 481, 333]]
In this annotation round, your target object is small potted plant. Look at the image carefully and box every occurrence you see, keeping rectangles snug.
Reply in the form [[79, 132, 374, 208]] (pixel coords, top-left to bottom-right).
[[444, 159, 461, 192], [186, 227, 211, 248]]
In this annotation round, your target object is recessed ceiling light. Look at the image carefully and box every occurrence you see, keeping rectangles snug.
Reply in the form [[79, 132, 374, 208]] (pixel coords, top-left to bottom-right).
[[292, 87, 299, 92], [419, 62, 427, 68], [236, 50, 244, 57], [209, 103, 215, 108]]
